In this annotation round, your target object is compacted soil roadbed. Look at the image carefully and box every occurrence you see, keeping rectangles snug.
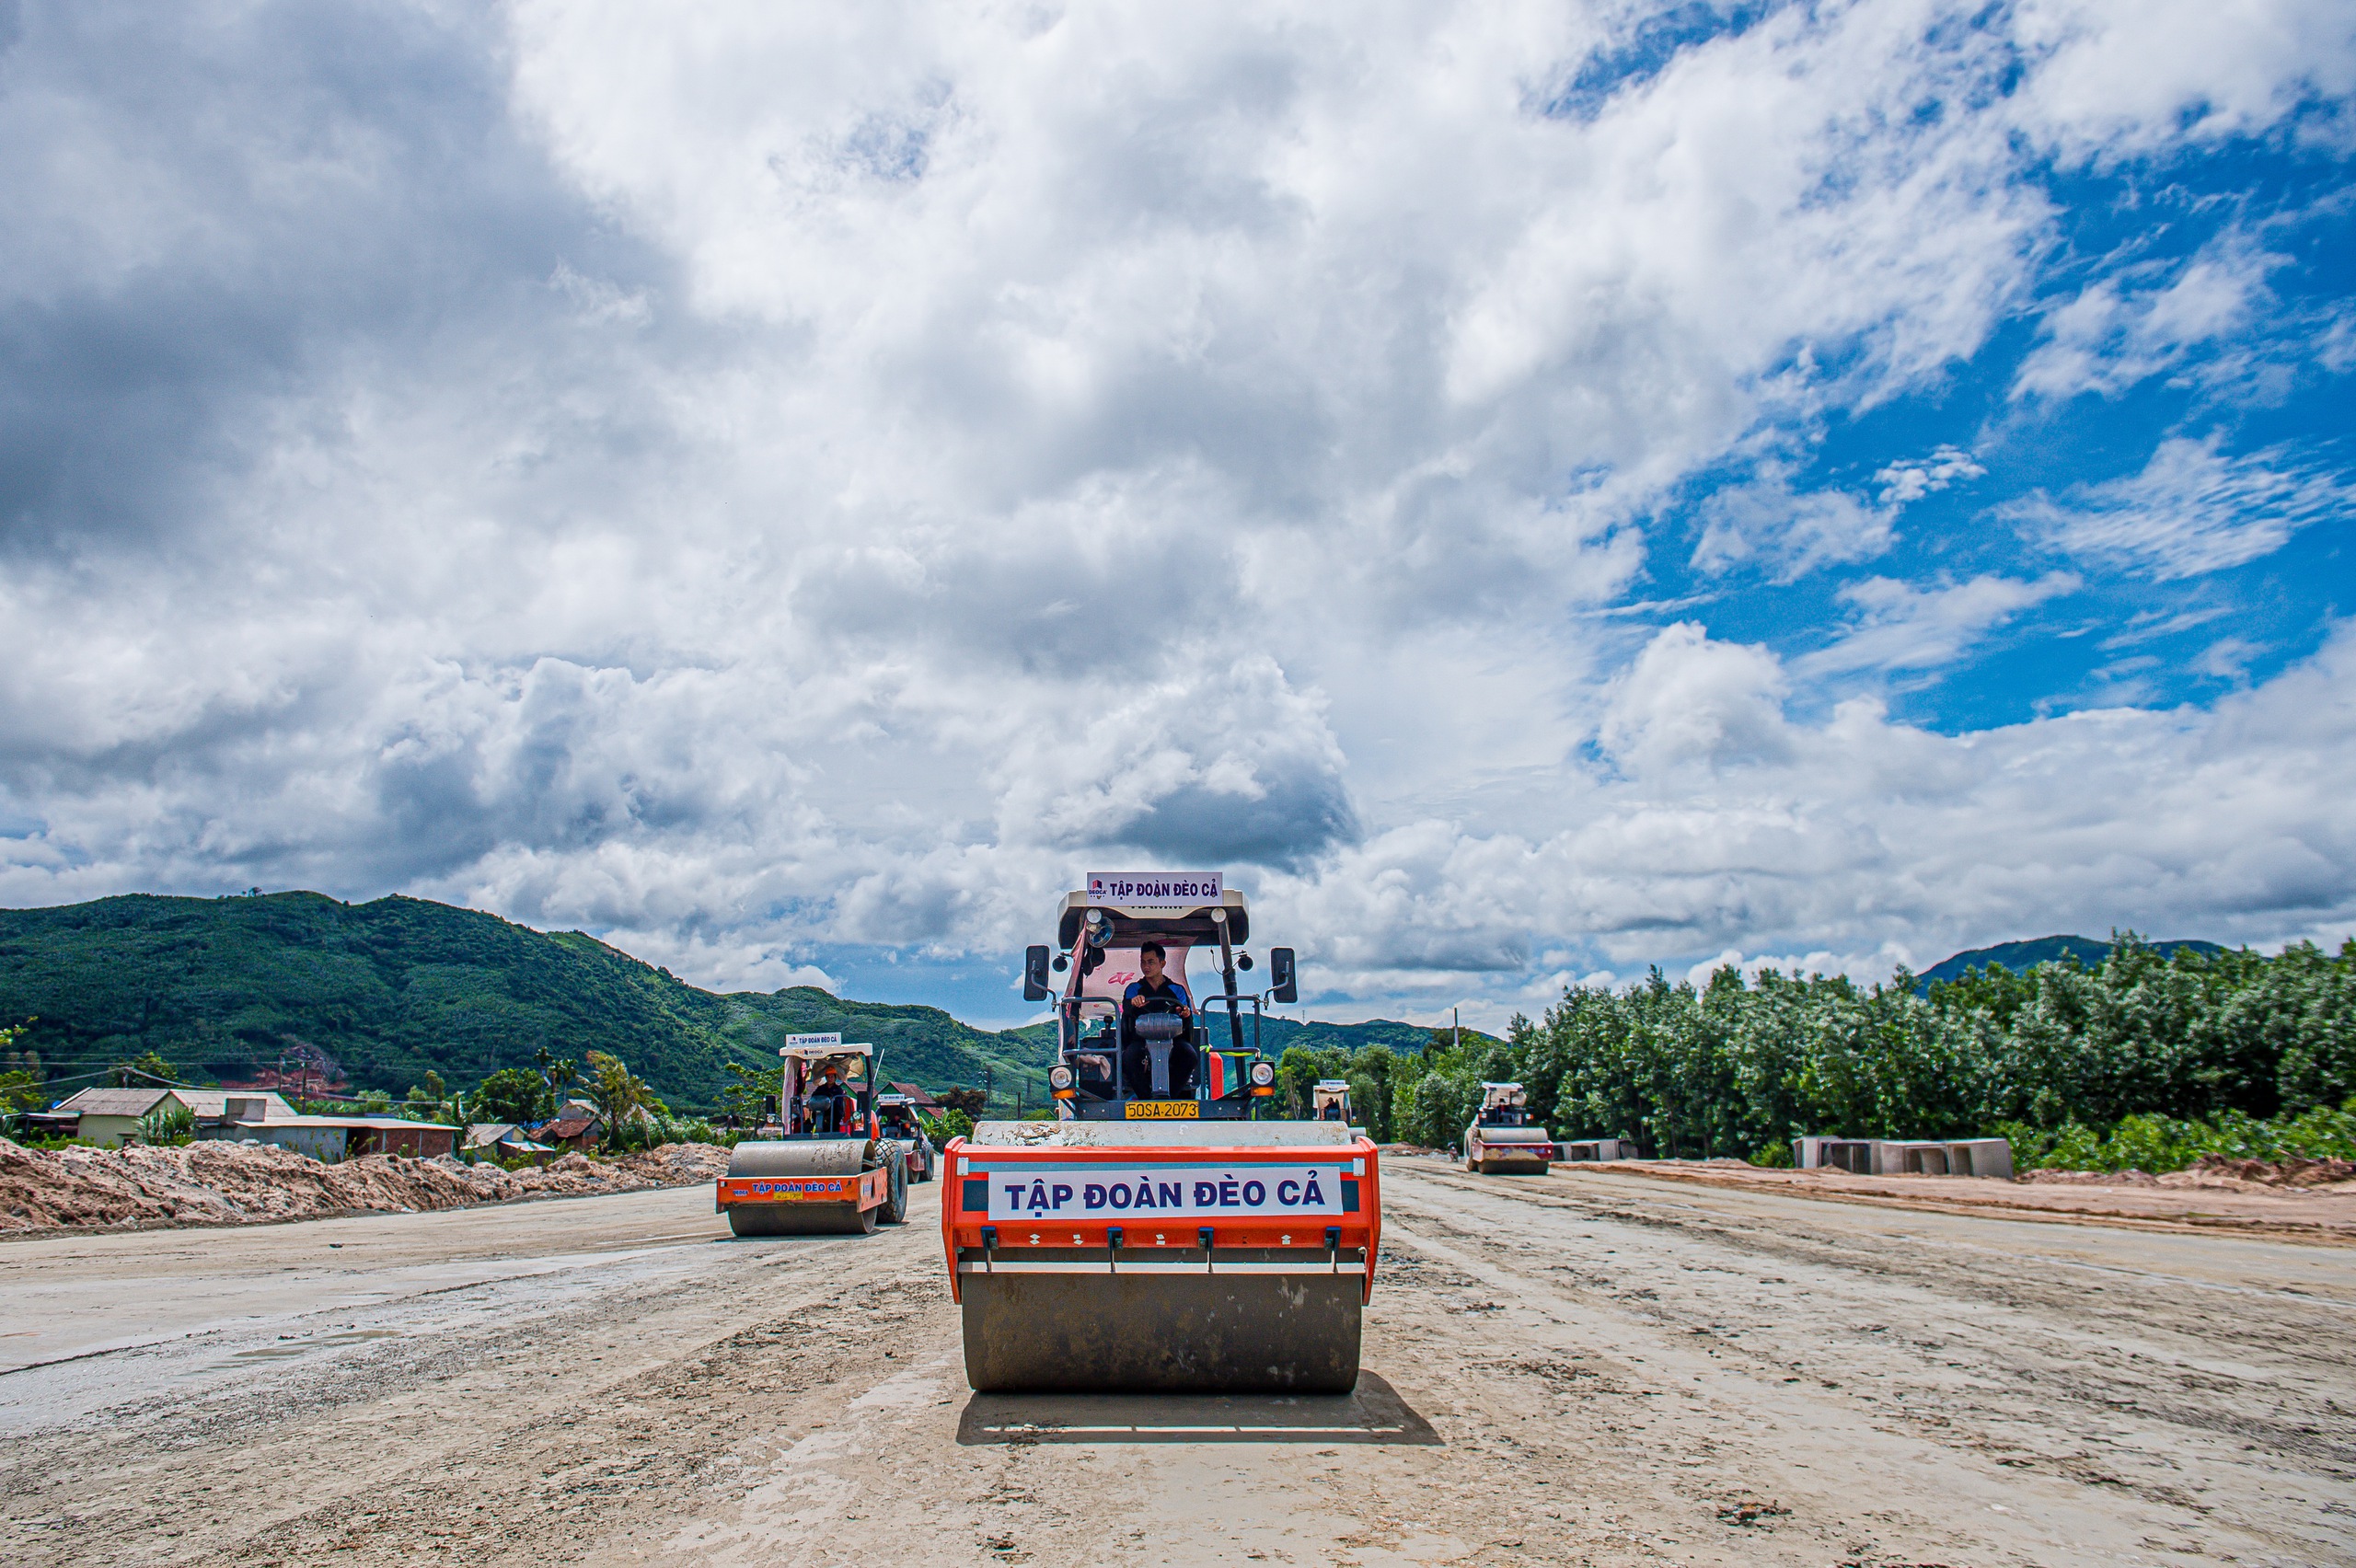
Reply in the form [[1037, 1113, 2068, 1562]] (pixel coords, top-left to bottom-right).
[[2, 1161, 2348, 1566]]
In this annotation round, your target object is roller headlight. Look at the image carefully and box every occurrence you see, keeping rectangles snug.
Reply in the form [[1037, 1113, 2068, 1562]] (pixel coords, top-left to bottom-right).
[[1249, 1061, 1276, 1088], [1048, 1065, 1075, 1090]]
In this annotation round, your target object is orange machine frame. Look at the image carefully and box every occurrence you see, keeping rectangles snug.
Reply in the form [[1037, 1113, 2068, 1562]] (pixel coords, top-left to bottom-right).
[[937, 1135, 1381, 1303], [717, 1166, 891, 1215]]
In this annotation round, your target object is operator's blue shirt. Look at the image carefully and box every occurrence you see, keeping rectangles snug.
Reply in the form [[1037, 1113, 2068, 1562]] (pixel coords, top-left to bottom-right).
[[1121, 976, 1193, 1011]]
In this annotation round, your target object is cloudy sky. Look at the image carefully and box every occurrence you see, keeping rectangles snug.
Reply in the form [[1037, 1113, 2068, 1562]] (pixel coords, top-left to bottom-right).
[[2, 1, 2352, 1026]]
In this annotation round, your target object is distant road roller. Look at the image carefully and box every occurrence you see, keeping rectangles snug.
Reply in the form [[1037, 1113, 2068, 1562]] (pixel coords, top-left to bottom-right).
[[874, 1091, 938, 1182], [1312, 1078, 1354, 1125], [940, 873, 1380, 1393], [718, 1036, 908, 1236], [1462, 1080, 1553, 1174]]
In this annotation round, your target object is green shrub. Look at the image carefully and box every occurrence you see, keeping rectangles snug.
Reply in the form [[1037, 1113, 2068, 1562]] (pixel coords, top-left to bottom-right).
[[133, 1101, 197, 1146], [2000, 1098, 2356, 1171], [923, 1109, 976, 1143], [1397, 1066, 1482, 1149], [472, 1067, 553, 1125]]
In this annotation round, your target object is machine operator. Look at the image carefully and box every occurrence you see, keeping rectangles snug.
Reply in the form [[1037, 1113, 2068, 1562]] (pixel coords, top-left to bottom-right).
[[1119, 940, 1196, 1096], [807, 1061, 854, 1134]]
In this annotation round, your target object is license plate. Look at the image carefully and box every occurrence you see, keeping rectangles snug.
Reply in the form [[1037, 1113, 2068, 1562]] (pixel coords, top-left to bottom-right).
[[1125, 1100, 1200, 1119]]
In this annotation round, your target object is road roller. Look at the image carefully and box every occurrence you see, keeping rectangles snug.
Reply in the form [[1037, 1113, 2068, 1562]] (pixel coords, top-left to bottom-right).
[[874, 1091, 938, 1182], [1312, 1078, 1356, 1126], [940, 873, 1381, 1393], [1462, 1080, 1553, 1174], [718, 1037, 909, 1236]]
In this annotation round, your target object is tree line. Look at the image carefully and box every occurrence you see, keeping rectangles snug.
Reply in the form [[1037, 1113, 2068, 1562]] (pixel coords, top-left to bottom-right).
[[1273, 936, 2356, 1167]]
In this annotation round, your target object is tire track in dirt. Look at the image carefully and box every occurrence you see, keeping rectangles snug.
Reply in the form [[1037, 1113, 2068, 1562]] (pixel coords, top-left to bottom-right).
[[1381, 1160, 2355, 1564]]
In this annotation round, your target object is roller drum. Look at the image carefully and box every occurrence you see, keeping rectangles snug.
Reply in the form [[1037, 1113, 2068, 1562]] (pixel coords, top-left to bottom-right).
[[1468, 1125, 1552, 1174], [729, 1202, 876, 1236], [961, 1265, 1361, 1394], [727, 1140, 872, 1178]]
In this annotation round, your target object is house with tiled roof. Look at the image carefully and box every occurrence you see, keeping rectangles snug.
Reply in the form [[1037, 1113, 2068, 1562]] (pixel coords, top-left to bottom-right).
[[536, 1113, 601, 1153]]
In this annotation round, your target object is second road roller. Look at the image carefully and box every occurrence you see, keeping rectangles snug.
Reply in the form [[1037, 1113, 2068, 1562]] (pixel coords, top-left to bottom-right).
[[939, 872, 1381, 1393], [717, 1035, 909, 1235]]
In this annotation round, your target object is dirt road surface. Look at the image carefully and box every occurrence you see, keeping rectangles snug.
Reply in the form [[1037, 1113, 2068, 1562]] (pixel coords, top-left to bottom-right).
[[4, 1160, 2350, 1566]]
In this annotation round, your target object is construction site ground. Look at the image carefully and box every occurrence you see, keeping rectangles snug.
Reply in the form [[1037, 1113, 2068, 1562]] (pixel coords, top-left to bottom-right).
[[3, 1157, 2349, 1568]]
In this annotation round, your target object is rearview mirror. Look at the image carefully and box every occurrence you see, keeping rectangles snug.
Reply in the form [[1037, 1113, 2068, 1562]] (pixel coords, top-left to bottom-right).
[[1268, 947, 1298, 1004], [1022, 945, 1052, 1002]]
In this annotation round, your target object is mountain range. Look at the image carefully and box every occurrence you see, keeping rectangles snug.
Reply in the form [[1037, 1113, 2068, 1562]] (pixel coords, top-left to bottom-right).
[[0, 892, 1461, 1110], [2, 892, 2212, 1107], [1912, 934, 2229, 992]]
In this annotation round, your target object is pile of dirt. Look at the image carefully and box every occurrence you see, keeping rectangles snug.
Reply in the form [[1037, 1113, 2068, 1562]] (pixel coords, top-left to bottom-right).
[[0, 1137, 733, 1235], [2019, 1157, 2356, 1192], [2185, 1154, 2355, 1186]]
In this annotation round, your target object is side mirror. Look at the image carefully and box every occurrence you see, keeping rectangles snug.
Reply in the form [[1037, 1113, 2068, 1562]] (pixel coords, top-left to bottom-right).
[[1268, 947, 1298, 1004], [1022, 945, 1052, 1002]]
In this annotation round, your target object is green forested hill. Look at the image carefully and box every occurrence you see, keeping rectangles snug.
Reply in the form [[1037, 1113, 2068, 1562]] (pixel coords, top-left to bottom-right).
[[0, 892, 1057, 1110], [1914, 934, 2227, 991]]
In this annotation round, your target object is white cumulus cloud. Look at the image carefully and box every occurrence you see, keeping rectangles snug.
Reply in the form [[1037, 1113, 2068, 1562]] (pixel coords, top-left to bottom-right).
[[0, 0, 2348, 1030]]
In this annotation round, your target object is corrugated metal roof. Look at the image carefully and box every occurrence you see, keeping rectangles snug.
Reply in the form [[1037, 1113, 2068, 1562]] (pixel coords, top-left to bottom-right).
[[52, 1088, 173, 1116], [53, 1087, 299, 1119]]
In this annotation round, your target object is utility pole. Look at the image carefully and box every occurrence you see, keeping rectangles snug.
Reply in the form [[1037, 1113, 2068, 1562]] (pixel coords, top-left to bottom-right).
[[1452, 1006, 1460, 1051]]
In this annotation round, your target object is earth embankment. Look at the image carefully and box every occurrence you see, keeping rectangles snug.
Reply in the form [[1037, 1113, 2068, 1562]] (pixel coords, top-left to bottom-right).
[[0, 1136, 728, 1233]]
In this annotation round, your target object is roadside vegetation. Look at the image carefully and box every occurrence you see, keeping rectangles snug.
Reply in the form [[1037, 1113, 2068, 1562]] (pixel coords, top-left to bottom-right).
[[1276, 936, 2356, 1169]]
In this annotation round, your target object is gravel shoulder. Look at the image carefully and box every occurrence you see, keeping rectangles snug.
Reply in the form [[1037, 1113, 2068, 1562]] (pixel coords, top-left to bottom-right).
[[2, 1161, 2347, 1567]]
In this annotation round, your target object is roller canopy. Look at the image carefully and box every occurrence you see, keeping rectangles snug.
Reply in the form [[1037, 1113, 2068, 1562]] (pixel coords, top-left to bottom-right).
[[1057, 890, 1249, 950], [780, 1041, 872, 1062]]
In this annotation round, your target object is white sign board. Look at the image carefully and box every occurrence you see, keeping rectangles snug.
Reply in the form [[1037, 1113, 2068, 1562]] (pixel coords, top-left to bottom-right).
[[782, 1032, 841, 1052], [978, 1161, 1348, 1221], [1085, 871, 1221, 907]]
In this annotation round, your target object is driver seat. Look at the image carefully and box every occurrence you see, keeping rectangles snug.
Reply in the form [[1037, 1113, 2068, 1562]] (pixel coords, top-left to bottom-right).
[[1123, 1008, 1197, 1097]]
